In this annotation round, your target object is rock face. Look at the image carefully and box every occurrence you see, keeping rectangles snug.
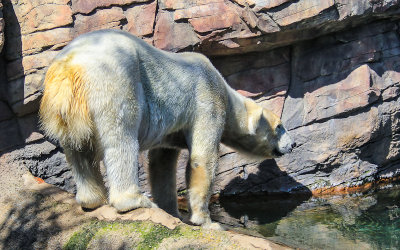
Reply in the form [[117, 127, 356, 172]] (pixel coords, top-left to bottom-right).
[[1, 0, 400, 197]]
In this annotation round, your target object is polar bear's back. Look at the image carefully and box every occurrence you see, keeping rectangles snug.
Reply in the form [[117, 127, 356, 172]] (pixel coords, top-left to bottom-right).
[[41, 29, 229, 149]]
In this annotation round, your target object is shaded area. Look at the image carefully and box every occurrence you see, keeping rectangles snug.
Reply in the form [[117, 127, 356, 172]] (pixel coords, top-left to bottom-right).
[[221, 159, 312, 196], [277, 20, 400, 193], [0, 189, 62, 249], [211, 184, 400, 249], [0, 0, 24, 154], [0, 182, 87, 249], [212, 158, 311, 227]]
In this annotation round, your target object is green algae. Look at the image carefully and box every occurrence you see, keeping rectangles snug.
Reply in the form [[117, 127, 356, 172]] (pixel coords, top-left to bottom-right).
[[64, 221, 108, 250], [64, 220, 187, 250], [136, 223, 182, 249]]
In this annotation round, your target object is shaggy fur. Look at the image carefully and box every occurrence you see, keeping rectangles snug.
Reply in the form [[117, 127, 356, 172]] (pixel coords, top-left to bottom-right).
[[39, 29, 295, 229]]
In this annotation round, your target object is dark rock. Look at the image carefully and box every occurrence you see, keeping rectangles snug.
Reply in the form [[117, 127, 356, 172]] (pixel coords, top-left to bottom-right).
[[0, 119, 22, 152], [0, 101, 13, 122], [0, 1, 4, 53], [17, 113, 44, 143]]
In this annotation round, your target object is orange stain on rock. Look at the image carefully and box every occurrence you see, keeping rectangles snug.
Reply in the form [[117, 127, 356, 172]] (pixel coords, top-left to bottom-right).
[[312, 177, 400, 196], [34, 177, 45, 184]]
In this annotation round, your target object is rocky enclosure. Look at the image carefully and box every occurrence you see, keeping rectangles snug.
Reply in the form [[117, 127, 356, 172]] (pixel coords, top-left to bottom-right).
[[1, 0, 400, 196]]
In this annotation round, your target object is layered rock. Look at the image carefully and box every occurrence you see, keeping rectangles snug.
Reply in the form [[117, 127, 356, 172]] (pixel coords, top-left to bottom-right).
[[1, 0, 400, 196]]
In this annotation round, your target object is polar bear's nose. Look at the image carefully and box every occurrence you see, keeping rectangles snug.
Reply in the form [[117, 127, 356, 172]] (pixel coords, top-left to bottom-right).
[[291, 142, 297, 149]]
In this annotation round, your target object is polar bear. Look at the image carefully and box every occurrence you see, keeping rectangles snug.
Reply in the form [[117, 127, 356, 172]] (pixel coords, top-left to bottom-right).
[[39, 29, 295, 229]]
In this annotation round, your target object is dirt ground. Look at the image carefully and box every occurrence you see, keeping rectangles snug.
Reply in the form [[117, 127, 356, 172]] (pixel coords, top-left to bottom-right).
[[0, 154, 291, 249]]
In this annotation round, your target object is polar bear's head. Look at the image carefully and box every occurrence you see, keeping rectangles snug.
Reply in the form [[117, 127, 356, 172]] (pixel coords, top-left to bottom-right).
[[248, 106, 295, 158], [245, 100, 295, 158], [223, 99, 295, 159]]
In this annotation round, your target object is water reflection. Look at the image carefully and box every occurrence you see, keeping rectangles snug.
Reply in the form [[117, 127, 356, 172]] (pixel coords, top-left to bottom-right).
[[210, 186, 400, 249]]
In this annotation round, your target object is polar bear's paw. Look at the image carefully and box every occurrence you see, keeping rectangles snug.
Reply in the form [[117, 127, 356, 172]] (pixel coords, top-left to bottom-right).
[[202, 222, 225, 231], [110, 188, 158, 213], [76, 187, 107, 210], [189, 212, 224, 230]]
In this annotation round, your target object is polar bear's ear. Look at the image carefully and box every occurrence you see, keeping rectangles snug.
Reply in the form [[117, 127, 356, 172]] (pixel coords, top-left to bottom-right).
[[244, 99, 263, 135]]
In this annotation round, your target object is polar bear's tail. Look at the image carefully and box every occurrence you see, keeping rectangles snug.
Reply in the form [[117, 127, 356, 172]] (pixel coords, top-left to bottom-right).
[[39, 57, 93, 149]]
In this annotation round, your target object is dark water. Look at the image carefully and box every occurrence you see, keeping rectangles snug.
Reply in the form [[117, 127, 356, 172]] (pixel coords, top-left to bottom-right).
[[210, 186, 400, 249]]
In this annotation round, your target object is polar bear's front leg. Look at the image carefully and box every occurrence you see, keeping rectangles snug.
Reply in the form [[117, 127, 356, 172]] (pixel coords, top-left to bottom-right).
[[186, 150, 223, 230], [101, 128, 157, 212], [185, 122, 224, 230]]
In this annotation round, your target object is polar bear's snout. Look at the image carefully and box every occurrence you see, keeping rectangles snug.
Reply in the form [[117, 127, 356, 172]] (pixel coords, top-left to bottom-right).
[[276, 129, 296, 156]]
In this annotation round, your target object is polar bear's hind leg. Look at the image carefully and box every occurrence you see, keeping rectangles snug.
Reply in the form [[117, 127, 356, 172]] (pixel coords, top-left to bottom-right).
[[64, 146, 107, 209]]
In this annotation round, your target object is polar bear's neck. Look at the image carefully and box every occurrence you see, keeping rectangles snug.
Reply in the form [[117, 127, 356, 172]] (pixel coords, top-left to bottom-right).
[[223, 86, 249, 138]]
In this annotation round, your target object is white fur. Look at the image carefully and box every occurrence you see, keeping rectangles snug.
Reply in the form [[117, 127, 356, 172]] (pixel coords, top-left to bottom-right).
[[278, 129, 294, 154], [40, 30, 294, 228]]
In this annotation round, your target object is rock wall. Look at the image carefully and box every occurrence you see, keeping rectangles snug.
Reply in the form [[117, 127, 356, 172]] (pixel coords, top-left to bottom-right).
[[1, 0, 400, 196]]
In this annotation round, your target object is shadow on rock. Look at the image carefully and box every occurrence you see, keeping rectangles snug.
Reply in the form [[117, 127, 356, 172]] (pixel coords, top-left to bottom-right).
[[0, 174, 87, 249], [0, 0, 25, 155], [212, 159, 311, 227]]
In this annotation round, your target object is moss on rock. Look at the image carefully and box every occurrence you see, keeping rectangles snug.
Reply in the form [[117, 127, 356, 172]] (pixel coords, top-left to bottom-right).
[[63, 220, 242, 250]]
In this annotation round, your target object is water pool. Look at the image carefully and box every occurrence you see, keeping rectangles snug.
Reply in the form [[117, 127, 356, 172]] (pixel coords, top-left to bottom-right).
[[210, 186, 400, 249]]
